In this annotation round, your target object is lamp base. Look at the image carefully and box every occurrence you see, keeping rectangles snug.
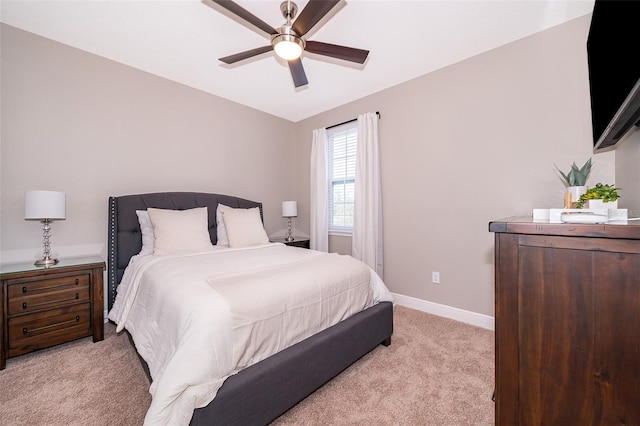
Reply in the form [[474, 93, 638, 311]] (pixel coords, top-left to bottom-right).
[[35, 219, 59, 267], [285, 217, 295, 242], [35, 257, 59, 267]]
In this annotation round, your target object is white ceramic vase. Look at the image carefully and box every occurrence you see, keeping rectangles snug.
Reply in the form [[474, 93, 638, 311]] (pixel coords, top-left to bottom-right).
[[567, 185, 587, 204], [586, 199, 618, 210]]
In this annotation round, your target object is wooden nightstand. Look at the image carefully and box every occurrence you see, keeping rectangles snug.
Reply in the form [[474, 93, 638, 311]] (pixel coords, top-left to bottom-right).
[[0, 256, 105, 370], [270, 237, 311, 249]]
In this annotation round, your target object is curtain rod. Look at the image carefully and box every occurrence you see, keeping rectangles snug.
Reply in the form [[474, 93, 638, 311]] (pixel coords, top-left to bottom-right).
[[326, 111, 380, 129]]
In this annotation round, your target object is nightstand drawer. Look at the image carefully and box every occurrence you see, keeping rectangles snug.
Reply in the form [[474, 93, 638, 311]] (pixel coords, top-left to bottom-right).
[[7, 274, 90, 315], [8, 303, 91, 357], [7, 273, 89, 298]]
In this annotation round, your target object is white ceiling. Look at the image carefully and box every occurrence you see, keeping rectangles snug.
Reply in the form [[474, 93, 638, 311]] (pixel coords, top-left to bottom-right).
[[1, 0, 594, 122]]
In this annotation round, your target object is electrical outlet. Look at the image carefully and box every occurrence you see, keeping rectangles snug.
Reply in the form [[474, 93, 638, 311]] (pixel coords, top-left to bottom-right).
[[432, 271, 440, 284]]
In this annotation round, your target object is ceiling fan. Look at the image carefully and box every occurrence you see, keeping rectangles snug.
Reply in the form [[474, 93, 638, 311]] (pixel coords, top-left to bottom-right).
[[210, 0, 369, 88]]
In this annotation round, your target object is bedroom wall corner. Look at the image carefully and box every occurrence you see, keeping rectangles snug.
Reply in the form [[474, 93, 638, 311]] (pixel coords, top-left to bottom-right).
[[291, 14, 614, 318], [0, 24, 298, 310]]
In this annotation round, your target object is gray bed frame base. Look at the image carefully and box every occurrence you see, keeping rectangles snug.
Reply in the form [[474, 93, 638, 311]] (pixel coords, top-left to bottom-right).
[[107, 192, 393, 425], [191, 301, 392, 426]]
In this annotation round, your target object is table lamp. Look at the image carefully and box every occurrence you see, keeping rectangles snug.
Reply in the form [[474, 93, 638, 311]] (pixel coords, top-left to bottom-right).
[[282, 201, 297, 242], [25, 190, 66, 266]]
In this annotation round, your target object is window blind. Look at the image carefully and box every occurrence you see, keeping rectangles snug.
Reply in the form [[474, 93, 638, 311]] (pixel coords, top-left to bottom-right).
[[327, 123, 357, 233]]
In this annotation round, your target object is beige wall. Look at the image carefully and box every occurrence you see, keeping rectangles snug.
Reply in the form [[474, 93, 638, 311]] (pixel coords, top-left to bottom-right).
[[0, 24, 296, 261], [615, 131, 640, 217], [292, 14, 614, 317]]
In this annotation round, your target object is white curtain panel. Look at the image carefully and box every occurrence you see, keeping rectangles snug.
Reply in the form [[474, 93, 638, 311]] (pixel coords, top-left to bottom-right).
[[310, 127, 329, 252], [353, 112, 384, 277]]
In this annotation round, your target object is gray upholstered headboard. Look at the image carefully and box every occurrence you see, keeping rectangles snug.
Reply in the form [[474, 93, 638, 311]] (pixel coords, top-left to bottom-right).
[[107, 192, 262, 311]]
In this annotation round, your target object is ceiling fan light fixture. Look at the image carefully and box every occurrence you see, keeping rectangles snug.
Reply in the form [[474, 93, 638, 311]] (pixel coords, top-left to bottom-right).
[[272, 32, 305, 61]]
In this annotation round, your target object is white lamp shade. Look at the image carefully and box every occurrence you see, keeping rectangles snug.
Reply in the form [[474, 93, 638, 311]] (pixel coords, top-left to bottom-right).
[[25, 190, 66, 220], [282, 201, 298, 218]]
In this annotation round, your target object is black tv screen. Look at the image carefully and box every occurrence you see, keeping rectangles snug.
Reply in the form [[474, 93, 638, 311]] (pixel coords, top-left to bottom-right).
[[587, 0, 640, 152]]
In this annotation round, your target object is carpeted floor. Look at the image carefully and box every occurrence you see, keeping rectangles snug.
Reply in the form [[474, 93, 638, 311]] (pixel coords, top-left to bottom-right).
[[0, 305, 494, 425]]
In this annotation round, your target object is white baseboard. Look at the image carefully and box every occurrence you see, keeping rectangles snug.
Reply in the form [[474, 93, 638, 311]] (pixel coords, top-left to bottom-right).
[[392, 293, 495, 330]]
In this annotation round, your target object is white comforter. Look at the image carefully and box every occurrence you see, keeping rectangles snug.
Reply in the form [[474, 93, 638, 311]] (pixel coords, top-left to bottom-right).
[[108, 243, 393, 425]]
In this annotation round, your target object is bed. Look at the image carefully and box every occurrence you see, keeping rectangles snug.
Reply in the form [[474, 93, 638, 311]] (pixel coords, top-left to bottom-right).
[[107, 192, 394, 425]]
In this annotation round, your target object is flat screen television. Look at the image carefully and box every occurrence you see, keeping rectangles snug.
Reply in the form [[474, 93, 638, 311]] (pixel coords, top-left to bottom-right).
[[587, 0, 640, 152]]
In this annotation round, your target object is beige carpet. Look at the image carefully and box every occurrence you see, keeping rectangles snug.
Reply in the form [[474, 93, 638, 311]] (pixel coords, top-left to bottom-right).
[[0, 306, 494, 425]]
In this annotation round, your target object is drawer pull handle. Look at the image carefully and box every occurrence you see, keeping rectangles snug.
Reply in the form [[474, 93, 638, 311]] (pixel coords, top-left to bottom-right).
[[20, 278, 82, 293], [22, 316, 81, 334], [21, 293, 81, 310]]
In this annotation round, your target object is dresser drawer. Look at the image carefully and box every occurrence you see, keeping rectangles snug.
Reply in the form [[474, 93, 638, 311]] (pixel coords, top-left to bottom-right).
[[7, 273, 90, 315], [8, 303, 91, 357]]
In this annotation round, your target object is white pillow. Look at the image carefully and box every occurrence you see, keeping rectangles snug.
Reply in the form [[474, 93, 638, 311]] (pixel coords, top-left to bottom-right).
[[147, 207, 214, 255], [215, 204, 233, 246], [136, 210, 154, 255], [222, 207, 269, 248]]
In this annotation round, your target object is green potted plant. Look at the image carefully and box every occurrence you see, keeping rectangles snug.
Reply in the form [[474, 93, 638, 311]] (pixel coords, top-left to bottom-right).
[[576, 183, 621, 209], [556, 158, 592, 187], [556, 158, 592, 204]]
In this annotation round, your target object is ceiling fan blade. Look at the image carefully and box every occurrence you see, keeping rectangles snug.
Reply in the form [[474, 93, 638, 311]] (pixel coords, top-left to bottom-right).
[[210, 0, 276, 35], [288, 58, 308, 88], [292, 0, 339, 37], [305, 41, 369, 64], [219, 45, 273, 64]]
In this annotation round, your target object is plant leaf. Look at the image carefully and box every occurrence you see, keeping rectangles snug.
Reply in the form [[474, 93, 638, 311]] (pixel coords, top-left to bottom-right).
[[579, 158, 592, 175], [557, 169, 570, 183]]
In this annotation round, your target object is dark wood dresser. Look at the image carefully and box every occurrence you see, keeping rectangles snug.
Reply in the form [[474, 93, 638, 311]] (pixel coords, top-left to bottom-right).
[[0, 256, 105, 370], [489, 217, 639, 425]]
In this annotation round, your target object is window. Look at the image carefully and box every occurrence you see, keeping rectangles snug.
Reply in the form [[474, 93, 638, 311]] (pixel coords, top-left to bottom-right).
[[327, 122, 357, 234]]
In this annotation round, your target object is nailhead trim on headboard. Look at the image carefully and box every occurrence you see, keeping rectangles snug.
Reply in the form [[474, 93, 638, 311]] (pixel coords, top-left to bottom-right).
[[108, 196, 118, 312], [106, 192, 263, 312]]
